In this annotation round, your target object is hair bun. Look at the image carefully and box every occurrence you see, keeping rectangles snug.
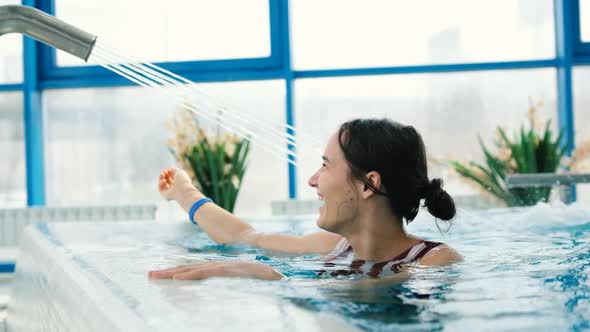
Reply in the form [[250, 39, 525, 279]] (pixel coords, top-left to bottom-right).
[[424, 178, 456, 221], [424, 179, 443, 201]]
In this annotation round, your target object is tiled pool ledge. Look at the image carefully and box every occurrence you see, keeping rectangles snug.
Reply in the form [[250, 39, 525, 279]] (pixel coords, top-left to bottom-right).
[[6, 222, 357, 332], [0, 205, 158, 276]]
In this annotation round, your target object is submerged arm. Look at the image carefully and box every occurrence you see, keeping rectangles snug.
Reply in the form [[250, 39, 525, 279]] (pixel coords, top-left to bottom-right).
[[149, 261, 285, 280]]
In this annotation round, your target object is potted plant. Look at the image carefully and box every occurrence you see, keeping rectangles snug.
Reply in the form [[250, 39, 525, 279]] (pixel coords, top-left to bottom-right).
[[167, 106, 250, 212], [449, 101, 566, 207]]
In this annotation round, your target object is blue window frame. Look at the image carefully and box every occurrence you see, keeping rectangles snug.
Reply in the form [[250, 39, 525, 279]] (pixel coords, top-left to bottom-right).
[[36, 0, 285, 86], [0, 84, 22, 91]]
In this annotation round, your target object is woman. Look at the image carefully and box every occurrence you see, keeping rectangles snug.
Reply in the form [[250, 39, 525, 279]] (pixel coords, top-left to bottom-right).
[[149, 119, 462, 281]]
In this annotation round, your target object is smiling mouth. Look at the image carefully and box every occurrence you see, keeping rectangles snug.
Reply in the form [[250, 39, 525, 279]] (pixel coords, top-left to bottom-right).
[[319, 197, 327, 211]]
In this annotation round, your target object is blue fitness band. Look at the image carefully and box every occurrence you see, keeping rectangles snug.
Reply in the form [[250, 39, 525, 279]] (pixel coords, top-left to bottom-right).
[[189, 197, 213, 224]]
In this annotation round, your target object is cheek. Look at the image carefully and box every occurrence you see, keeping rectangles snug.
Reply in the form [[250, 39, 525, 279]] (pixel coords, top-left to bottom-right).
[[316, 180, 331, 199], [324, 174, 355, 202], [328, 188, 358, 219], [340, 188, 358, 210], [318, 169, 342, 190]]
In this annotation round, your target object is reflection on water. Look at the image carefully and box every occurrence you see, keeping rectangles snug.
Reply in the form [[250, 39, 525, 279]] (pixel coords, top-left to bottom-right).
[[158, 203, 590, 331], [10, 203, 590, 332]]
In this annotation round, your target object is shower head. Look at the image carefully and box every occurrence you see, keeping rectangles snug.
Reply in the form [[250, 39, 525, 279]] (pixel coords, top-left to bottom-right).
[[0, 5, 96, 61]]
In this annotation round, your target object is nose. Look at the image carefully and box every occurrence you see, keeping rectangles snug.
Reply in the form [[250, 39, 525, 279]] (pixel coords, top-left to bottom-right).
[[308, 170, 318, 188]]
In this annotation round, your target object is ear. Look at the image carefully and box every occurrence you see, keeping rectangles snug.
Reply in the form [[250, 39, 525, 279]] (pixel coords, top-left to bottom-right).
[[359, 171, 382, 199]]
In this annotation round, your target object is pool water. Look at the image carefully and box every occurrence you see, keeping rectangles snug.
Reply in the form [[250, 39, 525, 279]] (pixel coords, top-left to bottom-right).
[[7, 202, 590, 331]]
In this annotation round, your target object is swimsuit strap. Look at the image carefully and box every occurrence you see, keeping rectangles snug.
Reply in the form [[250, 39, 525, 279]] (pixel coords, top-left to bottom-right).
[[319, 240, 443, 278]]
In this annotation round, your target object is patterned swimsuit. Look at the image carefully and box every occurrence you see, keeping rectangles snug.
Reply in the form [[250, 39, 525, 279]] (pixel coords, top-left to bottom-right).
[[317, 238, 442, 278]]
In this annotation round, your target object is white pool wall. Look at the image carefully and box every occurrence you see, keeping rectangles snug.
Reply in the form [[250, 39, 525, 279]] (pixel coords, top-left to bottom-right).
[[6, 222, 357, 332]]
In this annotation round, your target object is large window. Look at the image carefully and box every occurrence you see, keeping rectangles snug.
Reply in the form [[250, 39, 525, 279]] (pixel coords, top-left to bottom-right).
[[581, 0, 590, 42], [295, 69, 557, 200], [43, 80, 287, 216], [0, 0, 23, 83], [0, 93, 25, 207], [2, 0, 589, 209], [291, 0, 555, 70], [54, 0, 271, 66]]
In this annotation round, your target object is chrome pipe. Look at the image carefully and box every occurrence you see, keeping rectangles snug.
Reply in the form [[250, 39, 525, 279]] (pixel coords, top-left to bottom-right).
[[0, 5, 96, 61], [505, 173, 590, 204], [505, 173, 590, 188]]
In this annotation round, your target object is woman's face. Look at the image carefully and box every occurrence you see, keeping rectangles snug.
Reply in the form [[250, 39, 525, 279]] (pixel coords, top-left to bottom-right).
[[308, 132, 360, 233]]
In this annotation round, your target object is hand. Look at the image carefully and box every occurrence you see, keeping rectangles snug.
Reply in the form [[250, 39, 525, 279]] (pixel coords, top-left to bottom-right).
[[148, 261, 284, 280], [158, 167, 195, 201]]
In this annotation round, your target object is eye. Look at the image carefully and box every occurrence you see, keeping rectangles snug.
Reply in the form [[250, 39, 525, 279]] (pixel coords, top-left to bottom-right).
[[322, 163, 327, 168]]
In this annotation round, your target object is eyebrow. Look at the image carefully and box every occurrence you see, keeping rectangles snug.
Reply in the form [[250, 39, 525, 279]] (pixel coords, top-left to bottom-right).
[[322, 156, 330, 163]]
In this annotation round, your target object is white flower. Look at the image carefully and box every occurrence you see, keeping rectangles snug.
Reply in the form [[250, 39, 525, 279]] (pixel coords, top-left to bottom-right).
[[497, 147, 512, 162], [231, 175, 240, 188]]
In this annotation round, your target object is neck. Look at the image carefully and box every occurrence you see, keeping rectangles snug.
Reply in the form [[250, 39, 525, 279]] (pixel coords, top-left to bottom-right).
[[342, 203, 420, 262]]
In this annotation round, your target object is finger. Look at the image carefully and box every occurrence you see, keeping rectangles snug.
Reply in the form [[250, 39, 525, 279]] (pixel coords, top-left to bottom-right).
[[149, 269, 189, 279], [173, 266, 224, 280], [149, 262, 211, 275], [166, 168, 174, 178], [148, 266, 193, 279], [165, 172, 174, 182], [159, 180, 168, 191]]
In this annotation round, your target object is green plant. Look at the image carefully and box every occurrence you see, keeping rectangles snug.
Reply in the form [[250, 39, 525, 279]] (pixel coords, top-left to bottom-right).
[[449, 102, 566, 207], [167, 107, 250, 212]]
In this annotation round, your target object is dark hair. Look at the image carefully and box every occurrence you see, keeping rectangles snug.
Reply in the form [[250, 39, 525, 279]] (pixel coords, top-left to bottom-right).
[[338, 118, 456, 223]]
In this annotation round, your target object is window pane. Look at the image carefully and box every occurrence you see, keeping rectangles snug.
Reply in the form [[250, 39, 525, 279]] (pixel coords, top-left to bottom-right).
[[292, 0, 555, 70], [295, 69, 557, 204], [43, 80, 286, 217], [0, 92, 25, 207], [574, 67, 590, 205], [582, 0, 590, 42], [0, 0, 23, 83], [55, 0, 271, 66]]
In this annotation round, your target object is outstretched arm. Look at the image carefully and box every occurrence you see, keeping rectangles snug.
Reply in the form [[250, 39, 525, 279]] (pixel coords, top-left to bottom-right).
[[159, 168, 342, 255]]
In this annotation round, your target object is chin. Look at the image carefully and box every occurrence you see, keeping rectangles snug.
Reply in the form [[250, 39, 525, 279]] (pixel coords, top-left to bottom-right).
[[316, 216, 327, 230], [315, 216, 324, 229], [316, 217, 335, 232]]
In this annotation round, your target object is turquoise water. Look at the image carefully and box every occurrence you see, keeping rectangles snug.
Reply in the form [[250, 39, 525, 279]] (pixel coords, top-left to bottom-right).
[[173, 203, 590, 331], [9, 203, 589, 331]]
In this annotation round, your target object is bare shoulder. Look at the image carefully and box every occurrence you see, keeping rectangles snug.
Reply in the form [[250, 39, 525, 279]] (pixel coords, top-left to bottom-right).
[[418, 244, 463, 266]]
